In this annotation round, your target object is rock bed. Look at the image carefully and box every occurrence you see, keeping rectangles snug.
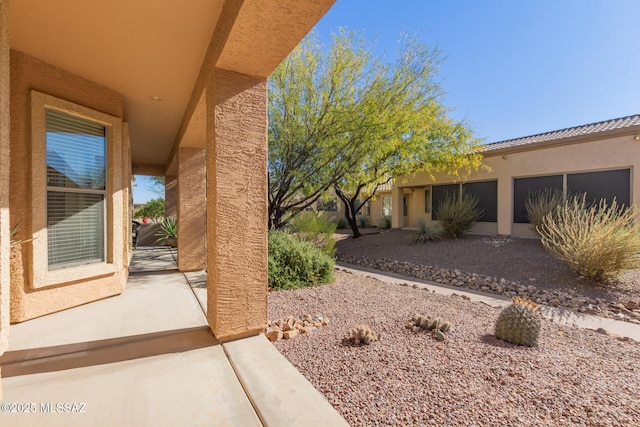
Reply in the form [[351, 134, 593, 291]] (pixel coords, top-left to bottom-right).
[[338, 253, 640, 324], [269, 271, 640, 426]]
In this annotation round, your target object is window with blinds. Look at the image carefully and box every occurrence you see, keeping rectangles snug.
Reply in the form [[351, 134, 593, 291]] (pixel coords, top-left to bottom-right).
[[45, 110, 106, 269]]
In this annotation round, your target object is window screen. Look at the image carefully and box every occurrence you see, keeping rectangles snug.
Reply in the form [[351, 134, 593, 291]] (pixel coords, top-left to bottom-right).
[[567, 169, 631, 208], [463, 181, 498, 222], [513, 175, 563, 223], [432, 184, 460, 220], [46, 110, 106, 269]]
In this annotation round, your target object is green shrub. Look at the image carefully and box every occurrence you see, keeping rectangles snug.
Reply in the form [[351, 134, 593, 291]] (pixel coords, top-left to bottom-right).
[[357, 215, 371, 228], [268, 230, 335, 290], [377, 215, 392, 230], [134, 197, 165, 223], [538, 195, 640, 282], [289, 211, 337, 256], [332, 216, 349, 229], [435, 191, 483, 238], [525, 188, 564, 236], [410, 219, 442, 243]]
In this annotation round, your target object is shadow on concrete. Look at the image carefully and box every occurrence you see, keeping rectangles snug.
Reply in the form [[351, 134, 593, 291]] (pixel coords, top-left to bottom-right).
[[0, 326, 217, 377]]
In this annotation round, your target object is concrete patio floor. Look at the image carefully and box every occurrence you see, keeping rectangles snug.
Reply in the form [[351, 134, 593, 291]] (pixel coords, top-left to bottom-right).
[[0, 247, 347, 427]]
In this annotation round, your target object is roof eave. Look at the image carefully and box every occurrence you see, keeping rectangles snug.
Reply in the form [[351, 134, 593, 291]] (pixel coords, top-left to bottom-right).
[[482, 124, 640, 157]]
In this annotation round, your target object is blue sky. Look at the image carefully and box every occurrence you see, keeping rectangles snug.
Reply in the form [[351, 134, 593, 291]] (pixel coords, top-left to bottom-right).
[[133, 175, 163, 204], [134, 0, 639, 203]]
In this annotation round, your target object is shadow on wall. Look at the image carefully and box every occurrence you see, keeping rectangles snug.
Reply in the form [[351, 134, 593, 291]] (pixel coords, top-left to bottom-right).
[[137, 223, 163, 247]]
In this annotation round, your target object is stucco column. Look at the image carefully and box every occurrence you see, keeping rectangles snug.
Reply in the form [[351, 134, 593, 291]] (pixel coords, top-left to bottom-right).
[[165, 175, 177, 218], [177, 148, 206, 271], [497, 178, 512, 235], [205, 68, 267, 341], [0, 0, 10, 399], [391, 184, 404, 228]]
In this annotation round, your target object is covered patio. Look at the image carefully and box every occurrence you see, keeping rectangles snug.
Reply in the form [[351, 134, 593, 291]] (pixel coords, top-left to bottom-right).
[[0, 1, 343, 420], [0, 248, 347, 426]]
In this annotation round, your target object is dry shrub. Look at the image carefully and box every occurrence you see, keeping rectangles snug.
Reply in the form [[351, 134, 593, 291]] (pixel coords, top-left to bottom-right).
[[538, 195, 640, 283], [435, 191, 483, 238], [525, 188, 564, 236], [410, 219, 442, 243]]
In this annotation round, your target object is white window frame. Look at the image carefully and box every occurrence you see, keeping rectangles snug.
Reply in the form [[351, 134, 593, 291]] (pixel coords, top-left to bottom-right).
[[424, 188, 432, 213], [31, 91, 123, 288], [382, 196, 392, 217]]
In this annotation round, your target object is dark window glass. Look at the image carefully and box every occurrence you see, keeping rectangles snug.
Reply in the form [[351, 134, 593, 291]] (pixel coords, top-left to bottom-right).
[[462, 181, 498, 222], [567, 169, 631, 208], [317, 199, 337, 211], [513, 175, 563, 223], [432, 184, 460, 220]]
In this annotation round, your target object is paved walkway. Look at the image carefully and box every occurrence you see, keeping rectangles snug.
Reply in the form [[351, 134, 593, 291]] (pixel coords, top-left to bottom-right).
[[0, 248, 347, 427], [337, 262, 640, 342]]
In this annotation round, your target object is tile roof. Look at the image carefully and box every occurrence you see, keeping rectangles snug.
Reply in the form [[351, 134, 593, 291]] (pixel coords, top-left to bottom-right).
[[484, 114, 640, 152]]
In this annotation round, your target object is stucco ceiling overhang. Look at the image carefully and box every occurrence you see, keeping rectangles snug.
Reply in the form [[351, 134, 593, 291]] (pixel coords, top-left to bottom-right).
[[9, 0, 335, 175]]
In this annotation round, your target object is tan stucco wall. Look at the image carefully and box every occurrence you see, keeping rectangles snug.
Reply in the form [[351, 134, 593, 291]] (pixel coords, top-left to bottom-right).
[[398, 133, 640, 236], [206, 68, 267, 342], [9, 50, 128, 322], [369, 192, 390, 227], [0, 0, 10, 395], [165, 175, 177, 218], [177, 147, 206, 271], [123, 123, 132, 267]]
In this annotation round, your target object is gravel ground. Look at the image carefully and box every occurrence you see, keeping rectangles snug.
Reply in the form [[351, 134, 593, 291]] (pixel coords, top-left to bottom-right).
[[335, 229, 640, 303], [269, 270, 640, 426]]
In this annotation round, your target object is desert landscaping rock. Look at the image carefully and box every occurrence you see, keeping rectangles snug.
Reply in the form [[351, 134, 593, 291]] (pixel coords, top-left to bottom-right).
[[269, 271, 640, 426], [264, 314, 328, 342], [338, 252, 640, 322]]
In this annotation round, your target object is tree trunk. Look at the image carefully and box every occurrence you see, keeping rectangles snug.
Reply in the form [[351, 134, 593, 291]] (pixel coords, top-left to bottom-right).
[[334, 185, 362, 239], [346, 213, 361, 238]]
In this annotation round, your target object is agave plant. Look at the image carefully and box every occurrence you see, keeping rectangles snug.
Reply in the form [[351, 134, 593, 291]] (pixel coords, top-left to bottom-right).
[[155, 217, 178, 244]]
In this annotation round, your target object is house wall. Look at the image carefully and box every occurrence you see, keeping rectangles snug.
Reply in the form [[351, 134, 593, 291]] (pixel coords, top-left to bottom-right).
[[0, 0, 10, 396], [177, 147, 206, 271], [9, 50, 129, 322], [369, 192, 389, 227], [397, 133, 640, 236], [123, 123, 132, 266]]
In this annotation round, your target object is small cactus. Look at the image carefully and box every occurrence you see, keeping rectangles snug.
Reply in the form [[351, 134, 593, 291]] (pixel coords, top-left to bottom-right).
[[349, 324, 380, 345], [439, 321, 451, 333], [495, 297, 541, 347], [412, 315, 452, 334]]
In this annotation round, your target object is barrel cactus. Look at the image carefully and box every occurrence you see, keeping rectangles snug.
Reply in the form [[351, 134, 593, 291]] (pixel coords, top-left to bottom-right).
[[495, 297, 541, 347]]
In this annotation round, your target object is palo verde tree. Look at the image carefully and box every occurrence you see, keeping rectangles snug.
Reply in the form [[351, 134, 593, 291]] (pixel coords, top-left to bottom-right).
[[334, 119, 482, 237], [268, 30, 375, 228], [268, 29, 481, 231], [332, 33, 482, 237]]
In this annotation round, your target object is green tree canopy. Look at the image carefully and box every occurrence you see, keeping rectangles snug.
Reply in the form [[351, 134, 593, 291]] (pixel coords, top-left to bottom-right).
[[268, 29, 482, 233], [134, 197, 165, 223]]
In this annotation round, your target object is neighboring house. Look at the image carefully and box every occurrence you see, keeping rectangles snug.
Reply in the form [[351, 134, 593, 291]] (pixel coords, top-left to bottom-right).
[[0, 0, 335, 394], [307, 193, 371, 221], [369, 115, 640, 237]]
